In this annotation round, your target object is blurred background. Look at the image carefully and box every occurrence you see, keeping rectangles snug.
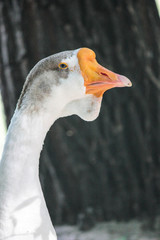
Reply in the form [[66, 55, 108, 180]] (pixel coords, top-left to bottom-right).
[[0, 0, 160, 238]]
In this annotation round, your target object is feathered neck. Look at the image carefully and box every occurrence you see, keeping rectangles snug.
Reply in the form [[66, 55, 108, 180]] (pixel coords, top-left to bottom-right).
[[0, 108, 57, 239]]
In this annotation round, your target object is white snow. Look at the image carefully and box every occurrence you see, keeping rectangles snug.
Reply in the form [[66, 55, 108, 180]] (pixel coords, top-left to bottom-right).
[[55, 221, 160, 240]]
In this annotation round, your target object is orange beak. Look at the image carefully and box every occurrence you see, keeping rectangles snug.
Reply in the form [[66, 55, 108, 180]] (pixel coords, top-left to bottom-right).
[[77, 48, 132, 97]]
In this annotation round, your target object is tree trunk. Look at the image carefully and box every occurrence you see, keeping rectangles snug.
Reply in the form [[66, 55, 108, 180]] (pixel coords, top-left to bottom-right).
[[0, 0, 160, 226]]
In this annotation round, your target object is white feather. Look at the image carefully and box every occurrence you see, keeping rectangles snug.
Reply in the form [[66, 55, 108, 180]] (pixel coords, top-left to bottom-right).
[[0, 49, 102, 240]]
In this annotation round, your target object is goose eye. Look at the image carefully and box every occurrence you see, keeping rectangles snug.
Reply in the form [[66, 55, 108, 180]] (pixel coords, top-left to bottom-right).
[[58, 62, 68, 69]]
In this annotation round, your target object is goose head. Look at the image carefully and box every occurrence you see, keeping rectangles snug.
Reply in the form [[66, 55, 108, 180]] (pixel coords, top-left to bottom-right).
[[18, 48, 132, 122]]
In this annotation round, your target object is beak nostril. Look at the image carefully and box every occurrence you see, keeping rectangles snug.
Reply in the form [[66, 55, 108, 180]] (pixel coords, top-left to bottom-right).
[[100, 72, 109, 77]]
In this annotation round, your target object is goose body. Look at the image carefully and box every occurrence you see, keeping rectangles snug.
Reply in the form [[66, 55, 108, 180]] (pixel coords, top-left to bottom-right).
[[0, 48, 132, 240]]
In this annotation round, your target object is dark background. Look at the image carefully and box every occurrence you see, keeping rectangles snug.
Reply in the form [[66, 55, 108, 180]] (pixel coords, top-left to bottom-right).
[[0, 0, 160, 229]]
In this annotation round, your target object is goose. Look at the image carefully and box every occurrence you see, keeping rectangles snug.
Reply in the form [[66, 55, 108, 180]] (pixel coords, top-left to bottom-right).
[[0, 47, 132, 240]]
